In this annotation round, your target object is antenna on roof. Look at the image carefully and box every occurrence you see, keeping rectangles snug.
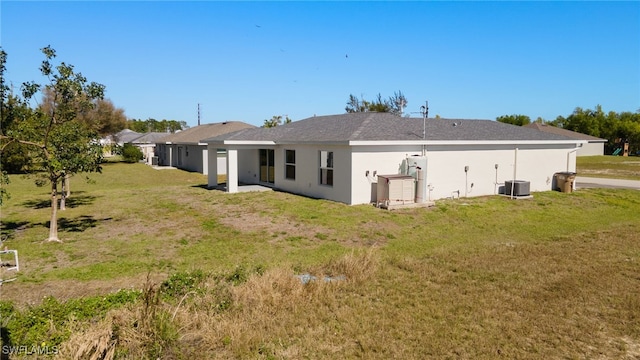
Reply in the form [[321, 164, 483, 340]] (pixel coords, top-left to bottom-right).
[[420, 101, 429, 140], [197, 103, 201, 126]]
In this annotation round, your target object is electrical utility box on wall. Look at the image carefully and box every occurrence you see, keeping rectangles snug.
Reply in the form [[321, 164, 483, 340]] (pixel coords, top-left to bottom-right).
[[377, 174, 415, 208]]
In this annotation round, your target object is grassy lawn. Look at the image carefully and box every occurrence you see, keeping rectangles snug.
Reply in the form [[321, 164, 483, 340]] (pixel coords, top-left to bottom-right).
[[1, 162, 639, 359], [577, 155, 640, 179]]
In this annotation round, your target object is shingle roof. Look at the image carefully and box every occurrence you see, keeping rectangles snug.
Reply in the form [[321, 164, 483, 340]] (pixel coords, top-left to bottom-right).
[[131, 132, 170, 144], [160, 121, 256, 144], [204, 113, 581, 143], [524, 123, 607, 142], [116, 129, 143, 143]]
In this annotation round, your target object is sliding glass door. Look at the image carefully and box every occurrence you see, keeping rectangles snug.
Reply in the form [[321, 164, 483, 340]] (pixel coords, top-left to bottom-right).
[[259, 149, 275, 184]]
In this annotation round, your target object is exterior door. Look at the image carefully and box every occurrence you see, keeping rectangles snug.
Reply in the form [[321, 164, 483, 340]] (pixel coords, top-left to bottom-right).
[[259, 149, 275, 184]]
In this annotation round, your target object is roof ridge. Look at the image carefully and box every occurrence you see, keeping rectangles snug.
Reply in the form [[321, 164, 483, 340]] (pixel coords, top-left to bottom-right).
[[349, 113, 376, 140]]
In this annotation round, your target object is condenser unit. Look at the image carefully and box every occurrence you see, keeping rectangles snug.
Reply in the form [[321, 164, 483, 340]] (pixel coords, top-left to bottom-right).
[[505, 180, 530, 197]]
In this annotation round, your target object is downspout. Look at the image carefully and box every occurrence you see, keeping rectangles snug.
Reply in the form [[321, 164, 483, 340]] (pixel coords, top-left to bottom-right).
[[494, 163, 499, 195], [566, 147, 580, 172], [566, 145, 581, 192], [511, 147, 518, 200]]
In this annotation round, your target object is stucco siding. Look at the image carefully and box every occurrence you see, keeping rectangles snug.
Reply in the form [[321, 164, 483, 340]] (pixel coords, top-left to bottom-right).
[[237, 149, 260, 184], [351, 145, 422, 205], [348, 143, 579, 204], [271, 145, 352, 204], [578, 142, 605, 156], [212, 142, 580, 205], [423, 144, 576, 201], [185, 145, 204, 173]]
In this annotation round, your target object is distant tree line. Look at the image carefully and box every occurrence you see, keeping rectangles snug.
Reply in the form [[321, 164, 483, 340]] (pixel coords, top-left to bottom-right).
[[497, 105, 640, 154], [126, 118, 188, 133]]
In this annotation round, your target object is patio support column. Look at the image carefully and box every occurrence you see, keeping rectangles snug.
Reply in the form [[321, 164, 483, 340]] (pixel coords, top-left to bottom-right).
[[168, 146, 173, 167], [202, 147, 209, 175], [227, 149, 239, 193], [207, 144, 218, 188]]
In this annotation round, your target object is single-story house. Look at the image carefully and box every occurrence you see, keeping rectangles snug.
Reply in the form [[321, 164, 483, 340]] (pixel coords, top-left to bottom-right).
[[100, 129, 143, 156], [130, 132, 170, 164], [156, 121, 255, 174], [524, 123, 607, 156], [203, 113, 586, 205]]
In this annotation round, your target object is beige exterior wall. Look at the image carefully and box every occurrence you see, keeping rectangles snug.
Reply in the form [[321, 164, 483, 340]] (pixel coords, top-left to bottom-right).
[[210, 142, 581, 205]]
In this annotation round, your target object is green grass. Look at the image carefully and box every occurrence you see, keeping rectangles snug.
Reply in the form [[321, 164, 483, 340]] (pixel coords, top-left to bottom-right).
[[577, 155, 640, 179], [1, 162, 639, 358]]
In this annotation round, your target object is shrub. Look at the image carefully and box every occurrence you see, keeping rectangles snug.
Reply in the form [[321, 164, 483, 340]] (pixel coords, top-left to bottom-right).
[[122, 143, 143, 163], [0, 290, 140, 350]]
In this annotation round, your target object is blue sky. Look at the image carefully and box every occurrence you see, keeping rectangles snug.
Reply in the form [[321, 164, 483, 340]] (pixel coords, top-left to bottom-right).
[[1, 1, 639, 128]]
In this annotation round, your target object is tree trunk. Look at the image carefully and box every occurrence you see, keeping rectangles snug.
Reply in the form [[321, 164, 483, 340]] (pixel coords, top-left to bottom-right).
[[64, 173, 70, 197], [60, 175, 67, 211], [47, 180, 61, 242]]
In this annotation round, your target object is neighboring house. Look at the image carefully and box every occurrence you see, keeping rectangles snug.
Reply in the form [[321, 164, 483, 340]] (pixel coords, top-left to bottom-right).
[[100, 129, 142, 156], [524, 123, 607, 156], [203, 113, 586, 205], [156, 121, 255, 174], [114, 129, 143, 145], [131, 132, 170, 164]]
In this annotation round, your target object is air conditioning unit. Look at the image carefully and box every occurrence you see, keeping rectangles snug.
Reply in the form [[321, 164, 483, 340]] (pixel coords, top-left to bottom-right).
[[505, 180, 530, 196], [151, 156, 159, 165]]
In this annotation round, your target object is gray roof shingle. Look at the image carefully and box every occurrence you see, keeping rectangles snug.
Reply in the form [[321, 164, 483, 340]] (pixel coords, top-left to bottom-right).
[[116, 129, 143, 143], [204, 113, 580, 143], [131, 132, 171, 144], [160, 121, 255, 144]]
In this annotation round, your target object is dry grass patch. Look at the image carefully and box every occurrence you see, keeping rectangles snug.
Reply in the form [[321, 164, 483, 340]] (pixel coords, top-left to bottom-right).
[[57, 227, 639, 359], [55, 250, 380, 359]]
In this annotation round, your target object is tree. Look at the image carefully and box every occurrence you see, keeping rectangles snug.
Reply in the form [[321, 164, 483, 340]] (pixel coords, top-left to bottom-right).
[[121, 143, 143, 163], [0, 46, 105, 242], [1, 92, 37, 174], [0, 49, 18, 205], [263, 115, 291, 128], [553, 105, 640, 154], [126, 118, 187, 133], [496, 114, 531, 126], [41, 88, 127, 199], [345, 91, 407, 116]]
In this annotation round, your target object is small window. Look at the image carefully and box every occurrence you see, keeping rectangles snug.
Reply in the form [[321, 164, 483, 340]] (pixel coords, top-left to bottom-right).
[[285, 150, 296, 180], [319, 151, 333, 186]]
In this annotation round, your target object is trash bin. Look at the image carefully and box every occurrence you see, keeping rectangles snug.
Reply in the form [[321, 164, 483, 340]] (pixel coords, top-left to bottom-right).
[[555, 172, 576, 193]]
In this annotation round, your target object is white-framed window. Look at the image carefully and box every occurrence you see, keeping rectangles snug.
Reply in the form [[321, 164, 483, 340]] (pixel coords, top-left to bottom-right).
[[319, 150, 333, 186], [285, 150, 296, 180]]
